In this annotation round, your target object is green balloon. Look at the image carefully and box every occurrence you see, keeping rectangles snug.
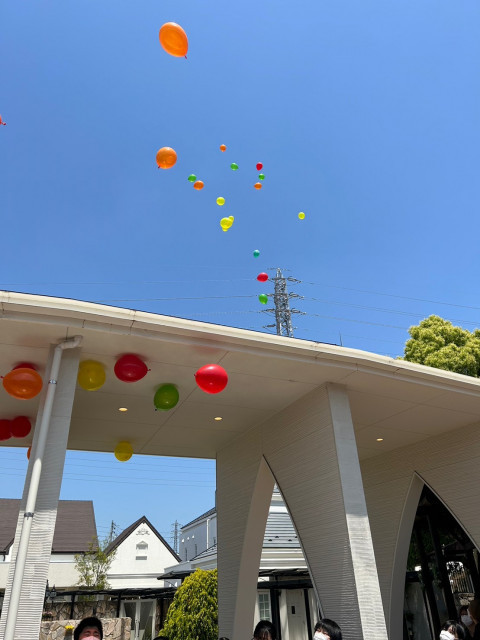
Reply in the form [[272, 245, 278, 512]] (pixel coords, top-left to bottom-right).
[[154, 384, 179, 411], [230, 163, 239, 171], [259, 294, 268, 305], [253, 249, 260, 258], [188, 174, 197, 182], [258, 173, 265, 180]]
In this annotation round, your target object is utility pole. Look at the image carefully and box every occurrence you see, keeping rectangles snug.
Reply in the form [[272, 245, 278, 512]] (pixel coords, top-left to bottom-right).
[[171, 520, 180, 553], [107, 521, 118, 543], [262, 268, 304, 337]]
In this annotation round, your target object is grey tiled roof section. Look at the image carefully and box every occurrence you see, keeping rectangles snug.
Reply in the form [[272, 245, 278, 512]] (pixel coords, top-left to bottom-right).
[[0, 499, 97, 554], [182, 506, 216, 529], [263, 511, 300, 548], [192, 543, 217, 560]]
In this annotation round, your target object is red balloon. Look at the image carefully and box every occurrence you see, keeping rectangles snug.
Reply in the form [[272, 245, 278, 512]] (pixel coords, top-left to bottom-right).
[[27, 446, 31, 460], [114, 354, 148, 382], [257, 273, 268, 282], [0, 420, 11, 441], [3, 368, 43, 399], [10, 416, 32, 438], [195, 364, 228, 394], [13, 362, 37, 370], [256, 163, 263, 171]]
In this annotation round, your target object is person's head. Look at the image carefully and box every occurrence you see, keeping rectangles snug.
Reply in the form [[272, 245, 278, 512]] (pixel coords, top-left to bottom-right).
[[153, 637, 169, 640], [314, 619, 342, 640], [74, 617, 103, 640], [253, 620, 277, 640], [459, 606, 473, 627], [440, 621, 464, 640], [469, 599, 480, 624]]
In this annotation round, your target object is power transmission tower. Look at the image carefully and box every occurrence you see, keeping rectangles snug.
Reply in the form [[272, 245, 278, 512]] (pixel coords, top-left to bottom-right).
[[107, 520, 118, 543], [171, 520, 180, 553], [262, 268, 304, 337]]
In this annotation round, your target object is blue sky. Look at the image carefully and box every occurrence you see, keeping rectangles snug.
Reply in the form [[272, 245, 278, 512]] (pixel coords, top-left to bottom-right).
[[1, 0, 479, 545]]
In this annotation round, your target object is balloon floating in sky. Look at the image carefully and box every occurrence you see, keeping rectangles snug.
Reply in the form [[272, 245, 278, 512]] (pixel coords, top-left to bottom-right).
[[259, 294, 268, 304], [10, 416, 31, 438], [220, 217, 233, 232], [195, 364, 228, 394], [156, 147, 177, 169], [258, 174, 265, 180], [0, 116, 6, 126], [298, 212, 306, 220], [78, 360, 106, 391], [254, 182, 262, 190], [216, 196, 225, 206], [154, 383, 179, 411], [257, 273, 268, 282], [230, 163, 239, 171], [159, 22, 188, 58], [3, 365, 43, 400], [256, 163, 263, 171], [253, 249, 260, 258], [114, 441, 133, 462], [219, 144, 227, 152], [114, 354, 148, 383], [188, 174, 197, 182], [193, 180, 204, 190]]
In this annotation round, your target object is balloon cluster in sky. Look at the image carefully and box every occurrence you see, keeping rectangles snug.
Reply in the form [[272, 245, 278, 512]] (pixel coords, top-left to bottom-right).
[[156, 21, 306, 309]]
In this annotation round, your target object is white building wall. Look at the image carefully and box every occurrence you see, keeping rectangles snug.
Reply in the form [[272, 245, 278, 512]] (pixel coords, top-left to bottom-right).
[[108, 522, 179, 589], [179, 514, 217, 562]]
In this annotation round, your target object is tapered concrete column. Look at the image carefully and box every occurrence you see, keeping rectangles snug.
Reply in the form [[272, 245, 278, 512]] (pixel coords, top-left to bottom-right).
[[0, 344, 81, 640], [263, 383, 388, 640], [217, 431, 275, 639]]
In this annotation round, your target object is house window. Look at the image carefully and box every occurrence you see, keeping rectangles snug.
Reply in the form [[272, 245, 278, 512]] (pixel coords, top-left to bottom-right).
[[258, 592, 271, 621], [136, 541, 148, 560]]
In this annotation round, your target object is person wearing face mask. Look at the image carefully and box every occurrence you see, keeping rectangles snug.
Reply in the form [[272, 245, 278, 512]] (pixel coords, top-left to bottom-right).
[[314, 619, 342, 640], [73, 616, 103, 640], [468, 599, 480, 639], [440, 620, 465, 640], [459, 605, 475, 638]]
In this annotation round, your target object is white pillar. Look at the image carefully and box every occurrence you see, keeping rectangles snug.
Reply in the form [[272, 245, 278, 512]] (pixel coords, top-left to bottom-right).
[[0, 344, 80, 640], [217, 431, 275, 639]]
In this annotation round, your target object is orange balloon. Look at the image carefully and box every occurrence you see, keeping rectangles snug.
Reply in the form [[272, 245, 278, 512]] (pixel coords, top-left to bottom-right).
[[193, 180, 204, 190], [156, 147, 177, 169], [3, 368, 43, 400], [254, 182, 262, 190], [219, 144, 227, 152], [159, 22, 188, 58]]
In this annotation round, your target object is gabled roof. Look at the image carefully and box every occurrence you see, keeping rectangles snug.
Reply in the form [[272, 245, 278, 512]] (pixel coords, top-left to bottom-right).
[[182, 507, 216, 530], [105, 515, 181, 562], [0, 499, 97, 554]]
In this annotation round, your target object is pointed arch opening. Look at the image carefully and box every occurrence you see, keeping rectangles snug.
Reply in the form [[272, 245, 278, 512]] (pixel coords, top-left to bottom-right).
[[402, 483, 480, 639]]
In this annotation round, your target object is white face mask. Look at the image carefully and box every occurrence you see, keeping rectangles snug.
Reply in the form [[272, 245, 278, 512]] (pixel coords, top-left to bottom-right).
[[462, 615, 473, 626], [439, 631, 455, 640], [314, 633, 329, 640]]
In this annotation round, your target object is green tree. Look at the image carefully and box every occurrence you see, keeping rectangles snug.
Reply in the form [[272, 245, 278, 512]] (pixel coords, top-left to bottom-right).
[[403, 315, 480, 377], [74, 538, 115, 590], [160, 569, 218, 640]]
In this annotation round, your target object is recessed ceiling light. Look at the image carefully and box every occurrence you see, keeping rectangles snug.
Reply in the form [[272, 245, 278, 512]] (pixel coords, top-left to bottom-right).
[[118, 407, 128, 412], [376, 438, 384, 442], [214, 416, 223, 421]]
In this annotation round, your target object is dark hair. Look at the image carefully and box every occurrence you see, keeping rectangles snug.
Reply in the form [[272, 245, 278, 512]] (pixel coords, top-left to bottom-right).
[[315, 619, 342, 640], [254, 620, 277, 640], [459, 606, 469, 616], [153, 637, 169, 640], [74, 617, 103, 640], [218, 637, 230, 640], [442, 620, 465, 639]]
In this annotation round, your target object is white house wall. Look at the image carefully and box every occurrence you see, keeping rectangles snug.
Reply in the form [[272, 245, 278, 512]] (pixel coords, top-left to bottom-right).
[[107, 522, 178, 589], [361, 418, 480, 640], [179, 515, 217, 562]]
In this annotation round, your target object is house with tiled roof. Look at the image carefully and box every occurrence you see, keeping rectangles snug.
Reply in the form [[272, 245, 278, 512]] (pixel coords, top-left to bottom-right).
[[161, 488, 317, 640]]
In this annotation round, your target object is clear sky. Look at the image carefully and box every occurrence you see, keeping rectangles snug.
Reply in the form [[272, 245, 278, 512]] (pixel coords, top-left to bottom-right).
[[1, 0, 479, 546]]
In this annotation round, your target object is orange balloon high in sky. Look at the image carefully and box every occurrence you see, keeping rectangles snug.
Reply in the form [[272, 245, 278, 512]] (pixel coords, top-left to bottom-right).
[[159, 22, 188, 58], [156, 147, 177, 169]]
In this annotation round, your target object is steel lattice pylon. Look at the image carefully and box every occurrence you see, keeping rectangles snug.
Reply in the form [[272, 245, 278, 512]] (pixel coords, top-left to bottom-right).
[[262, 268, 304, 337]]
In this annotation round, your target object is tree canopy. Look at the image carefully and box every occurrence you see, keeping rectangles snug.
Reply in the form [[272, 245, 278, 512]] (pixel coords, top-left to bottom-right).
[[403, 315, 480, 377], [160, 569, 218, 640], [74, 538, 115, 590]]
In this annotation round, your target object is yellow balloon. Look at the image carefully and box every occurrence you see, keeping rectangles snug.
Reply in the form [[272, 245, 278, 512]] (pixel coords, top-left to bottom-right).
[[114, 441, 133, 462], [216, 197, 225, 206], [229, 216, 234, 222], [220, 217, 233, 232], [298, 212, 305, 220], [78, 360, 106, 391]]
